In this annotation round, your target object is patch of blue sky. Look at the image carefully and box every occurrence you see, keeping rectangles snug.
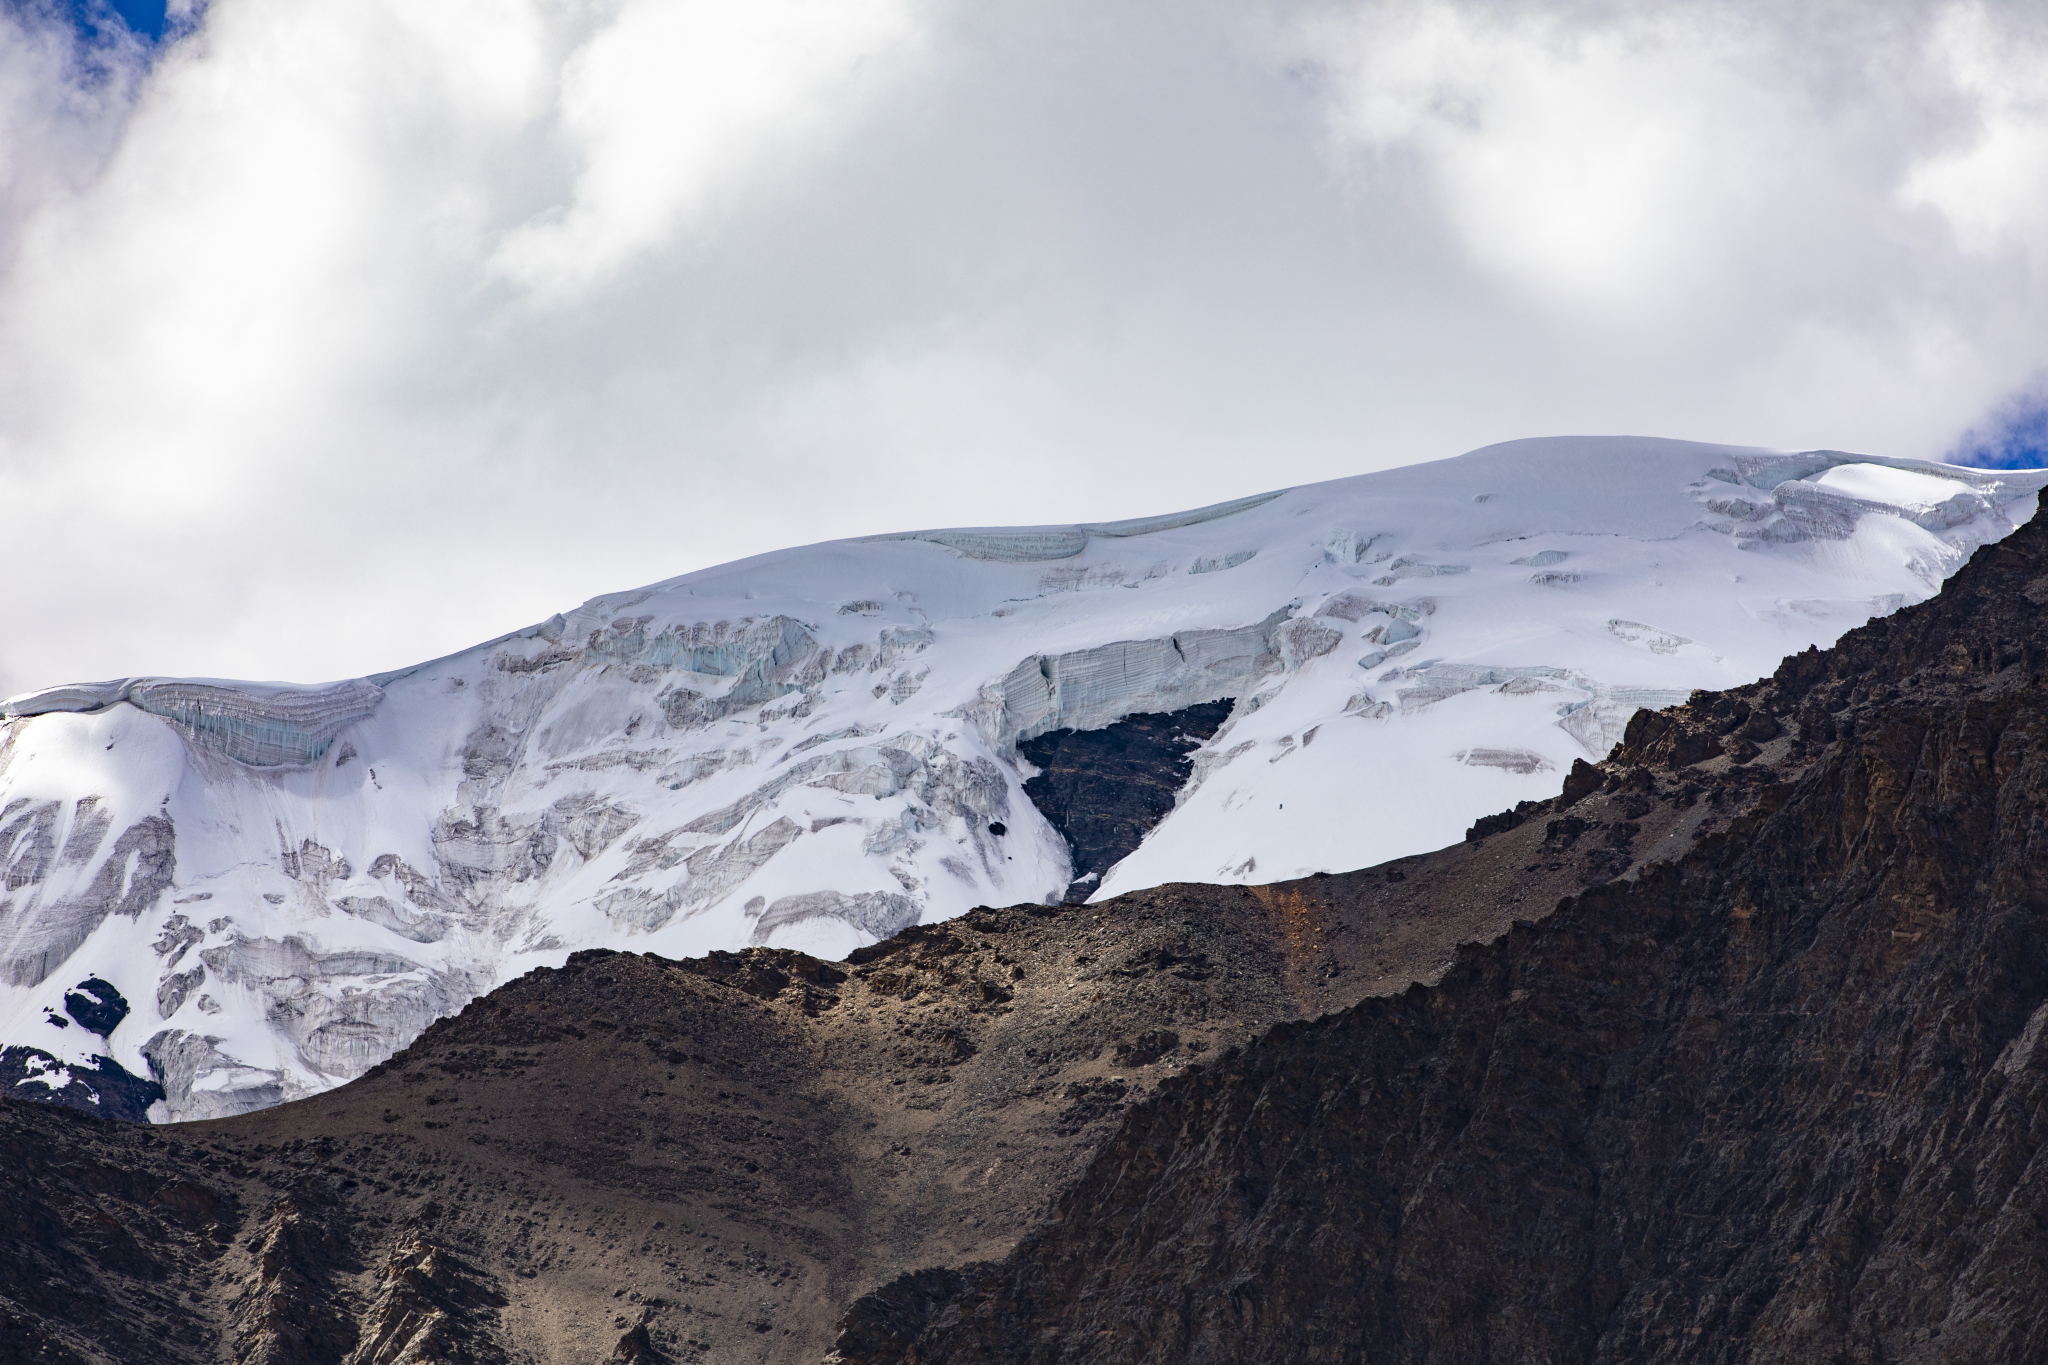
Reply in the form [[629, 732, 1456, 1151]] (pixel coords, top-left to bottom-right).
[[106, 0, 164, 39], [1950, 388, 2048, 471], [63, 0, 174, 45]]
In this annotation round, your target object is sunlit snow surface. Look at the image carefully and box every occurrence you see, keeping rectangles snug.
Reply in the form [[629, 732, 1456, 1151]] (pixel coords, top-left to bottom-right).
[[2, 437, 2040, 1119]]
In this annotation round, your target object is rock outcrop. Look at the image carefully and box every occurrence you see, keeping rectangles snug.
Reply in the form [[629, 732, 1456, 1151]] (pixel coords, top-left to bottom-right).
[[1020, 701, 1235, 902]]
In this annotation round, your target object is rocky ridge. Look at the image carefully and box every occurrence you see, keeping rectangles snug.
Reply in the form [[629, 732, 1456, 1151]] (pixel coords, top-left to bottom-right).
[[847, 479, 2048, 1361]]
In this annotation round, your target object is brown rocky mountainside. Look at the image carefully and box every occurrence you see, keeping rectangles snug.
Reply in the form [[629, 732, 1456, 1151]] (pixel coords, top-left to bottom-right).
[[854, 512, 2048, 1363], [0, 739, 1725, 1365], [10, 514, 2041, 1365]]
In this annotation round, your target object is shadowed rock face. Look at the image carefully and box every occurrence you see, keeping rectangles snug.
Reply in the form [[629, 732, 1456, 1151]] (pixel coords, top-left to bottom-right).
[[849, 510, 2048, 1363], [0, 1047, 162, 1120], [1020, 701, 1235, 901], [61, 976, 129, 1036]]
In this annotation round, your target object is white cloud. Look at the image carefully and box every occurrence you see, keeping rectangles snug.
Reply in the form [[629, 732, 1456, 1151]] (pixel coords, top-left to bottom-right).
[[1901, 2, 2048, 261], [0, 8, 144, 264], [493, 0, 921, 297], [1, 0, 2046, 696], [1310, 4, 1798, 314], [1293, 0, 2048, 443]]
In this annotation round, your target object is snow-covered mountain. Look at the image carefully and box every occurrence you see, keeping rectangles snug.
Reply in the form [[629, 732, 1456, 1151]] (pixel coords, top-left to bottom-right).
[[2, 437, 2040, 1121]]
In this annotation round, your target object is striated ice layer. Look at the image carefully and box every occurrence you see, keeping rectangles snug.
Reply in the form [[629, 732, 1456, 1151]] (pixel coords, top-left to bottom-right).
[[997, 610, 1300, 745], [4, 676, 383, 767], [0, 437, 2040, 1120]]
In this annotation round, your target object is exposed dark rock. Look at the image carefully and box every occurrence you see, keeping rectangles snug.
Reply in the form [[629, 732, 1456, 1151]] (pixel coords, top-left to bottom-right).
[[1465, 798, 1545, 842], [826, 1267, 975, 1365], [1020, 700, 1234, 901], [62, 977, 129, 1037], [858, 507, 2048, 1365], [228, 1194, 361, 1364], [677, 945, 847, 1005], [1558, 755, 1604, 806], [0, 1046, 163, 1122], [1112, 1030, 1179, 1068], [0, 1099, 237, 1363], [608, 1319, 665, 1363]]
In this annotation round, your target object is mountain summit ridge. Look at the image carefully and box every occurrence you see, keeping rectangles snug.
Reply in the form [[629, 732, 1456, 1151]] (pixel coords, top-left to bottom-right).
[[6, 444, 2048, 1362], [1, 436, 2039, 1120]]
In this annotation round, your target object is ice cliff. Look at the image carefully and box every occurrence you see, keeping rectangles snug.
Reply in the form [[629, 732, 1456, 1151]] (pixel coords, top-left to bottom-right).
[[1, 437, 2040, 1120]]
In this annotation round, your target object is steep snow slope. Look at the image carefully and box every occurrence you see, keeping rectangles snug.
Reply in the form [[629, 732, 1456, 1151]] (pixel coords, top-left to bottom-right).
[[1, 437, 2039, 1120]]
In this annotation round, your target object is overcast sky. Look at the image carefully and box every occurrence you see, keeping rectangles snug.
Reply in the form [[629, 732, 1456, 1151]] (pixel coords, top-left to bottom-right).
[[1, 0, 2045, 696]]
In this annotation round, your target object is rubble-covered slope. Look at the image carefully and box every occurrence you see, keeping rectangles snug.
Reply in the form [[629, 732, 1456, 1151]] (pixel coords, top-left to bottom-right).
[[858, 475, 2048, 1363], [0, 811, 1645, 1365], [1, 437, 2038, 1120]]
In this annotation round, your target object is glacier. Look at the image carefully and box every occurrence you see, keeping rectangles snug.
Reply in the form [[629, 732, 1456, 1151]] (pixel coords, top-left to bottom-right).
[[0, 435, 2040, 1121]]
